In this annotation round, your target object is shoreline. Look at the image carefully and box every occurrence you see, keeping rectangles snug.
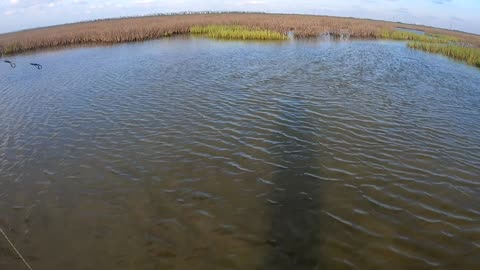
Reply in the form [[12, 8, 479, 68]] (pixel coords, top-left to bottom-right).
[[1, 13, 480, 57]]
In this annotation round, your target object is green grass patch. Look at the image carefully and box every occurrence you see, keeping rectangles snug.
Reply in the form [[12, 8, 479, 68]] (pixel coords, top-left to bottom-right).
[[408, 41, 480, 67], [190, 25, 288, 41], [380, 30, 457, 43], [429, 34, 459, 42], [384, 29, 479, 68], [3, 43, 22, 55]]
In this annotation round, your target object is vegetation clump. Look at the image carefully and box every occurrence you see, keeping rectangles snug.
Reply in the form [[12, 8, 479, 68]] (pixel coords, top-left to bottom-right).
[[190, 25, 288, 40], [407, 41, 480, 67], [380, 30, 457, 43], [379, 29, 480, 68]]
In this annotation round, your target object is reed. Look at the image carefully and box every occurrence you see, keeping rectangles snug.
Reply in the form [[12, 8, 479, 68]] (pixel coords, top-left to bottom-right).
[[380, 30, 457, 43], [190, 25, 288, 40], [408, 41, 480, 67], [0, 13, 479, 56]]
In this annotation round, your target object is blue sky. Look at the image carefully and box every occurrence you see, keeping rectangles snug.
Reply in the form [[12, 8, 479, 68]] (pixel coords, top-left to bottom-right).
[[0, 0, 479, 34]]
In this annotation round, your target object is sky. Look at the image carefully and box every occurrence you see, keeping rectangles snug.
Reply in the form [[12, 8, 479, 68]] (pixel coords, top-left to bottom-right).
[[0, 0, 479, 35]]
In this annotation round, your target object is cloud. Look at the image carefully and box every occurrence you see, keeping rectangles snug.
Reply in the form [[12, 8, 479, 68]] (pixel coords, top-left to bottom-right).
[[4, 10, 16, 16], [73, 0, 88, 5], [239, 0, 267, 5], [134, 0, 155, 4], [450, 16, 464, 22], [394, 8, 409, 14], [432, 0, 452, 4], [6, 0, 65, 9]]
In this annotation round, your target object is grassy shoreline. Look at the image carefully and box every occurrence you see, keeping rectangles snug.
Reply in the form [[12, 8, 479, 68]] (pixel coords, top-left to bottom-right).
[[1, 13, 480, 68], [1, 13, 480, 57], [380, 30, 458, 43], [408, 42, 480, 67]]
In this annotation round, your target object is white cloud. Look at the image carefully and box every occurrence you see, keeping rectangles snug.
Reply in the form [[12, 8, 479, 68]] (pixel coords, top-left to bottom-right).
[[239, 0, 266, 5], [134, 0, 155, 4], [4, 10, 16, 16]]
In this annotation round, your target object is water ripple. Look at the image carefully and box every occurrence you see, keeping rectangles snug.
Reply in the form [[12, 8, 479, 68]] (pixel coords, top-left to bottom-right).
[[0, 39, 479, 269]]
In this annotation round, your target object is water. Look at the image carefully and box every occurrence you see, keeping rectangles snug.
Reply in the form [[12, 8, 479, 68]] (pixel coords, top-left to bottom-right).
[[395, 27, 425, 35], [1, 38, 480, 270]]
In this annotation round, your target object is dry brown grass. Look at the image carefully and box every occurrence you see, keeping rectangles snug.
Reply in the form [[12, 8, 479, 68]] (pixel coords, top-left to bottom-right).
[[1, 13, 479, 56]]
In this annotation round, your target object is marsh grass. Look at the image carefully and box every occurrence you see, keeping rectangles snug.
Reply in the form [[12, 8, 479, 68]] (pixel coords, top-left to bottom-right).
[[380, 30, 458, 43], [429, 34, 459, 42], [380, 30, 480, 67], [190, 25, 288, 40], [1, 13, 479, 56], [408, 41, 480, 67]]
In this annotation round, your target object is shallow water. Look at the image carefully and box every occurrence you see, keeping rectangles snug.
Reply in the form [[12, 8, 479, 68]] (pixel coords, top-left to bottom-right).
[[1, 38, 480, 270], [395, 27, 425, 35]]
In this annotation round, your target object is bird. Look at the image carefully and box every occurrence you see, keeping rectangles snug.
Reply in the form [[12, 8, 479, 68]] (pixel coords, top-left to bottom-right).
[[30, 63, 43, 69], [4, 60, 16, 68]]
